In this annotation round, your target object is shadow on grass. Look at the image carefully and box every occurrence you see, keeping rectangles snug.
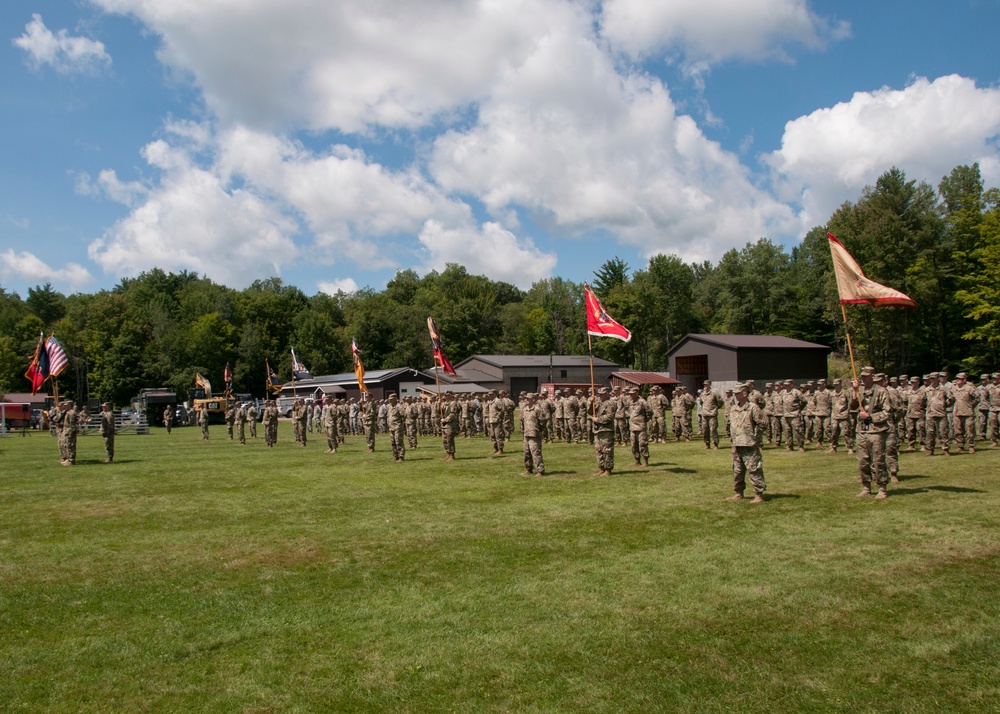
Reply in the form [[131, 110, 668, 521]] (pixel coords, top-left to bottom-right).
[[664, 467, 698, 474], [925, 485, 987, 494], [764, 493, 802, 500]]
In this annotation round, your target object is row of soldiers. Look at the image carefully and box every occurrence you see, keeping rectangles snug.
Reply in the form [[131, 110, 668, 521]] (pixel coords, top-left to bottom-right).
[[47, 400, 117, 466]]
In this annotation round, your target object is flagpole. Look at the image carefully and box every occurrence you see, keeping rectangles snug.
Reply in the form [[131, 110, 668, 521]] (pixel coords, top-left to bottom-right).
[[840, 303, 858, 384], [588, 332, 597, 420]]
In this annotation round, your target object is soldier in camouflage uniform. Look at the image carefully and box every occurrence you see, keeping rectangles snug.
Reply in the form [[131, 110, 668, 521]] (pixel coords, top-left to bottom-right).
[[323, 396, 339, 453], [441, 393, 459, 461], [781, 379, 805, 452], [903, 376, 926, 451], [591, 387, 616, 476], [361, 397, 377, 452], [386, 393, 406, 461], [646, 385, 667, 443], [924, 372, 952, 456], [61, 401, 78, 466], [670, 387, 684, 441], [225, 403, 236, 440], [486, 391, 504, 455], [100, 402, 115, 464], [697, 381, 723, 450], [727, 383, 768, 503], [679, 386, 696, 440], [521, 392, 545, 476], [627, 387, 651, 467], [875, 374, 900, 482], [977, 374, 991, 440], [854, 366, 892, 499], [235, 402, 247, 445], [198, 404, 210, 440], [613, 386, 629, 446], [263, 400, 278, 447], [951, 372, 980, 453], [828, 379, 853, 453]]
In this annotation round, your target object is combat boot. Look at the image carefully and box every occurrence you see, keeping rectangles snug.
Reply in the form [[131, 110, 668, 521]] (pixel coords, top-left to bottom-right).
[[875, 487, 889, 499]]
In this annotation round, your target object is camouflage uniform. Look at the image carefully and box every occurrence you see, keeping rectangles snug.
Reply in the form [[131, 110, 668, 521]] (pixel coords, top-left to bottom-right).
[[697, 384, 723, 449], [780, 381, 805, 451], [386, 396, 406, 461], [627, 390, 651, 466], [323, 398, 339, 453], [647, 386, 668, 443], [729, 385, 768, 500], [521, 396, 545, 475], [362, 399, 377, 452], [951, 374, 980, 451], [592, 390, 616, 475], [855, 368, 891, 497], [62, 404, 78, 465], [100, 404, 115, 463], [924, 375, 952, 456], [199, 406, 210, 440], [904, 378, 927, 450], [263, 401, 278, 447], [441, 395, 459, 460], [812, 383, 832, 447], [235, 403, 247, 444]]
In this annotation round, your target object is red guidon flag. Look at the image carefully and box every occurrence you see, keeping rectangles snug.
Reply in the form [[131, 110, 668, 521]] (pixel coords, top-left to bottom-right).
[[584, 284, 632, 342], [828, 233, 916, 308], [427, 317, 457, 375]]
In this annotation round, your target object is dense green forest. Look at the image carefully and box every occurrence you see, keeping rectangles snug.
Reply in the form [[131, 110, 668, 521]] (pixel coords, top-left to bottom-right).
[[2, 164, 998, 406]]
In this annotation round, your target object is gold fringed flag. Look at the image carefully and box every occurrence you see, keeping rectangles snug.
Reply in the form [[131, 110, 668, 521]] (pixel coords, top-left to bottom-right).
[[427, 317, 457, 375], [584, 283, 632, 342], [352, 338, 368, 394], [24, 331, 47, 395], [828, 233, 916, 308], [266, 360, 283, 393]]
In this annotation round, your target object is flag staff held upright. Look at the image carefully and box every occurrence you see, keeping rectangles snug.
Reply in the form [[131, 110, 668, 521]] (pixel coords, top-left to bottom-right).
[[583, 283, 631, 415]]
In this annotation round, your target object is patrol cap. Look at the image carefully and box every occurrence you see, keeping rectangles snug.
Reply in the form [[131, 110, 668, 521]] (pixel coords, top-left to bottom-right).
[[955, 372, 968, 380], [735, 383, 749, 394], [909, 376, 920, 383], [832, 378, 842, 385], [982, 374, 990, 380], [651, 385, 661, 391], [992, 372, 1000, 379], [597, 387, 610, 395], [784, 379, 794, 385], [860, 366, 875, 376], [765, 382, 772, 387], [102, 402, 111, 407], [874, 373, 886, 381]]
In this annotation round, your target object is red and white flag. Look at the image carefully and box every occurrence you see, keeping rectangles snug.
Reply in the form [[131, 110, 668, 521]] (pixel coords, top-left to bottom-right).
[[584, 284, 632, 343], [45, 335, 69, 377], [828, 233, 916, 308]]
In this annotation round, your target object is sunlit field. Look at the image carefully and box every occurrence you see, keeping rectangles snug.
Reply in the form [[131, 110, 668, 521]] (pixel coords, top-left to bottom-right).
[[2, 421, 999, 712]]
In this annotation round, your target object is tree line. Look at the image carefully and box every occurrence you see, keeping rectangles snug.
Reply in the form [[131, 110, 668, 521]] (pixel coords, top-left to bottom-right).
[[1, 163, 998, 406]]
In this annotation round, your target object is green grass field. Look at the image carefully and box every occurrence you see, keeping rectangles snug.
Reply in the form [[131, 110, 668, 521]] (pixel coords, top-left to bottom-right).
[[2, 422, 999, 713]]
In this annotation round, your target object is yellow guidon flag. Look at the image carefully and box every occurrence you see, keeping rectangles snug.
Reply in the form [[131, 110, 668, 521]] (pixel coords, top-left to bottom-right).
[[351, 338, 368, 394], [827, 233, 916, 308]]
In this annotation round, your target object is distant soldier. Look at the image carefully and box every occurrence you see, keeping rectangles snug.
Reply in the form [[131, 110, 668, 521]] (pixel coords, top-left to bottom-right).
[[813, 381, 832, 448], [670, 387, 684, 441], [323, 396, 339, 453], [61, 401, 78, 466], [263, 400, 278, 447], [875, 374, 900, 482], [100, 402, 116, 464], [198, 405, 210, 440], [441, 393, 459, 461], [386, 393, 406, 461], [487, 391, 505, 455], [501, 391, 516, 441], [521, 393, 545, 476], [951, 372, 980, 453], [235, 402, 247, 445], [854, 366, 891, 499], [977, 374, 991, 440], [377, 400, 389, 434], [627, 388, 651, 467], [924, 373, 952, 456], [989, 373, 1000, 446], [697, 381, 723, 450], [763, 383, 776, 444], [565, 389, 580, 443], [679, 386, 696, 440], [647, 385, 668, 443], [403, 397, 419, 449], [591, 387, 616, 476], [613, 387, 629, 446], [225, 403, 236, 440], [553, 390, 565, 441], [361, 398, 377, 452], [780, 379, 805, 452], [247, 402, 258, 439], [163, 405, 173, 434], [728, 383, 768, 503], [903, 376, 927, 451], [52, 401, 67, 462], [828, 379, 854, 453], [296, 399, 309, 447], [537, 391, 552, 443]]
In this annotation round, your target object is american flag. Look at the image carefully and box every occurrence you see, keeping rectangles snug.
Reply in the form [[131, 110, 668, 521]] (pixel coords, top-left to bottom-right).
[[45, 336, 69, 378]]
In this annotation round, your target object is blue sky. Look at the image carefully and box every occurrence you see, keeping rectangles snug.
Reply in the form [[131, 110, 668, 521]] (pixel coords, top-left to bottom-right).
[[2, 0, 999, 298]]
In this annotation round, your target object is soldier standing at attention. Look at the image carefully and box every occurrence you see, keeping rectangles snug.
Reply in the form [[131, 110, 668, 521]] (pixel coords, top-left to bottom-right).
[[441, 393, 459, 461], [613, 386, 629, 446], [977, 374, 991, 440], [521, 392, 545, 476], [988, 373, 1000, 446], [323, 396, 339, 454], [781, 379, 805, 452], [727, 383, 768, 503], [924, 372, 952, 457], [552, 390, 565, 441], [951, 372, 980, 453], [763, 383, 776, 444], [697, 381, 723, 450], [813, 381, 832, 448], [646, 385, 667, 443], [591, 387, 616, 477], [386, 393, 406, 462], [903, 376, 927, 451], [62, 401, 79, 466], [297, 399, 309, 447], [198, 405, 210, 440], [225, 403, 236, 440], [679, 386, 695, 441], [828, 379, 852, 453], [52, 401, 67, 463], [262, 400, 277, 447], [235, 402, 247, 445], [874, 374, 900, 482], [100, 402, 115, 464], [627, 387, 651, 468], [247, 401, 258, 439], [362, 397, 377, 452], [854, 366, 892, 499], [670, 387, 684, 441], [163, 405, 173, 434]]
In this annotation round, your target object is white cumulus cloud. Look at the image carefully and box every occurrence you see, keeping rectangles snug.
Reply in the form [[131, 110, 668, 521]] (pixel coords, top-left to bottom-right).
[[600, 0, 850, 66], [318, 278, 359, 295], [0, 250, 93, 291], [13, 14, 111, 74], [766, 74, 1000, 227]]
